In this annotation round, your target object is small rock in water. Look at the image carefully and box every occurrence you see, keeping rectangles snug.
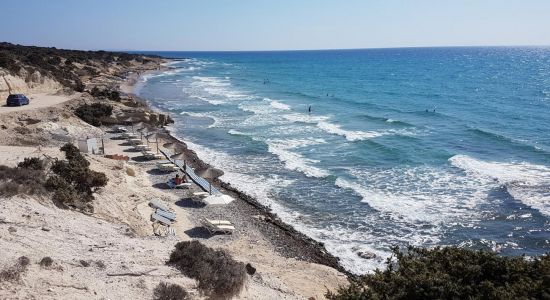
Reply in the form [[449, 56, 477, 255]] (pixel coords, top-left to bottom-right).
[[357, 251, 377, 260]]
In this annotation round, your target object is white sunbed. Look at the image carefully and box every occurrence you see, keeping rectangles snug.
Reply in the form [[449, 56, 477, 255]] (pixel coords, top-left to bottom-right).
[[142, 151, 164, 160], [128, 138, 142, 145], [151, 212, 171, 226], [157, 164, 179, 172], [203, 218, 235, 234], [133, 144, 152, 151], [166, 180, 192, 189], [149, 198, 170, 212], [156, 209, 176, 221]]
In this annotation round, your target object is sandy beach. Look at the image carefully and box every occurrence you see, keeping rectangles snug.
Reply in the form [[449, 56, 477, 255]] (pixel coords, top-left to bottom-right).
[[0, 54, 348, 299]]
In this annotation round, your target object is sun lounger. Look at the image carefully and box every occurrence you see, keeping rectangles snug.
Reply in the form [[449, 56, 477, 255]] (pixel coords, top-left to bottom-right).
[[128, 138, 142, 144], [142, 151, 164, 160], [149, 198, 170, 212], [133, 144, 152, 151], [151, 212, 171, 226], [157, 164, 179, 172], [166, 180, 191, 189], [202, 219, 235, 234], [156, 209, 176, 221]]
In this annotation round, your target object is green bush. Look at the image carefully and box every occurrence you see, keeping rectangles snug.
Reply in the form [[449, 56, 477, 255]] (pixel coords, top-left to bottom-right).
[[168, 241, 247, 299], [153, 282, 189, 300], [0, 162, 46, 197], [17, 157, 44, 170], [90, 86, 121, 101], [326, 246, 550, 300], [74, 102, 113, 126], [46, 143, 107, 210]]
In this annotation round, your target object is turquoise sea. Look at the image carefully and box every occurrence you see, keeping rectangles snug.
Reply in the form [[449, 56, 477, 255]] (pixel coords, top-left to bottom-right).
[[135, 47, 550, 274]]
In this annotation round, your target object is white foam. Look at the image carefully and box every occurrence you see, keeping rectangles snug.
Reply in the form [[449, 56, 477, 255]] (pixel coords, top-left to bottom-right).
[[283, 113, 330, 124], [228, 129, 248, 136], [269, 100, 291, 110], [267, 139, 329, 178], [449, 154, 550, 216], [317, 121, 384, 141]]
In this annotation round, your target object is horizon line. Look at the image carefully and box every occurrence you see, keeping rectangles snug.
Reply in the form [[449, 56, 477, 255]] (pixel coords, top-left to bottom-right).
[[3, 41, 550, 53]]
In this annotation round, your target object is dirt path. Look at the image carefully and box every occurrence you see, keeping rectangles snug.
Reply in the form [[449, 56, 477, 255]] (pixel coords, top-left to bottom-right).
[[0, 93, 75, 114]]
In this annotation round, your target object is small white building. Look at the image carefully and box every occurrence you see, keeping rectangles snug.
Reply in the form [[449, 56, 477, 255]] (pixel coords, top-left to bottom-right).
[[78, 138, 99, 154]]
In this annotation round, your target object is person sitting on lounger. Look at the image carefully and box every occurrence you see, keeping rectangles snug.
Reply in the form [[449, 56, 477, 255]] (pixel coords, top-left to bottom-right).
[[174, 174, 183, 185]]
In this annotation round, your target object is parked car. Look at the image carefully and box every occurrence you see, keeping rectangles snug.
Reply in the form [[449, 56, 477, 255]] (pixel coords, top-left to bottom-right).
[[6, 94, 30, 106]]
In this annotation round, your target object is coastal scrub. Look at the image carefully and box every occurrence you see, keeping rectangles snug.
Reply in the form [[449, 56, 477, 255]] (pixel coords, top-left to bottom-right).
[[326, 246, 550, 300]]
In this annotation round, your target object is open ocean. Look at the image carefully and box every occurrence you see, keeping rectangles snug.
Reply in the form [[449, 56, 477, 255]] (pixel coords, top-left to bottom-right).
[[135, 47, 550, 274]]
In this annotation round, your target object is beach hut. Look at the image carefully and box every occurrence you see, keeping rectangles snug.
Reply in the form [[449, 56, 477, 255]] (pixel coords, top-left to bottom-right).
[[78, 138, 99, 154]]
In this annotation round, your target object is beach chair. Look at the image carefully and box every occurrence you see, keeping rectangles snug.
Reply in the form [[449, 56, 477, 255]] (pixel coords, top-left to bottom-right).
[[149, 198, 170, 212], [157, 163, 179, 172], [155, 208, 176, 222], [133, 144, 151, 151], [202, 218, 235, 234], [142, 151, 163, 160], [128, 138, 142, 145], [151, 212, 171, 226], [166, 180, 191, 189]]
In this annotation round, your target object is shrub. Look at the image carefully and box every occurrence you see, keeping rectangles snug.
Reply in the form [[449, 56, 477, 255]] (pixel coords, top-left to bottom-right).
[[0, 256, 30, 282], [0, 163, 47, 197], [90, 86, 121, 101], [168, 241, 246, 299], [46, 143, 107, 209], [326, 246, 550, 300], [153, 282, 189, 300], [17, 157, 44, 170], [39, 257, 53, 268], [75, 102, 113, 126]]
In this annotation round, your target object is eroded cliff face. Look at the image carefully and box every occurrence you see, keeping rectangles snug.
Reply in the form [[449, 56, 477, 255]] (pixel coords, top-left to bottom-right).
[[0, 68, 63, 99]]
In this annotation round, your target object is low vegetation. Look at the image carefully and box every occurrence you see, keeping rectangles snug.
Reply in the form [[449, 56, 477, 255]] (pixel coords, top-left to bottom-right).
[[0, 158, 47, 197], [326, 246, 550, 300], [39, 257, 53, 268], [0, 42, 158, 91], [45, 143, 108, 211], [0, 256, 30, 282], [0, 143, 107, 212], [168, 241, 246, 299], [74, 102, 113, 126], [90, 86, 121, 101], [153, 282, 189, 300]]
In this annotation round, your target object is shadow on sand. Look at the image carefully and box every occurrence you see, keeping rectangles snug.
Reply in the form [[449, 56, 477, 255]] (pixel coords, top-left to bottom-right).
[[176, 198, 205, 209], [184, 227, 214, 239]]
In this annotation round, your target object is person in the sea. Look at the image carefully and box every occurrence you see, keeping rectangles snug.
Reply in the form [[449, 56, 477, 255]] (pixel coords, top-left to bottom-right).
[[308, 105, 312, 113]]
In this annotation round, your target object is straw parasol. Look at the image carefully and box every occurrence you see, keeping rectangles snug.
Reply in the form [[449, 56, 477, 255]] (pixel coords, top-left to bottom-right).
[[146, 132, 165, 153], [198, 166, 224, 179], [124, 117, 139, 133]]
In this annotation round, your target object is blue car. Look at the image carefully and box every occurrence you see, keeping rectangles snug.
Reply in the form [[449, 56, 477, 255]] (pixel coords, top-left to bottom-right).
[[6, 94, 30, 106]]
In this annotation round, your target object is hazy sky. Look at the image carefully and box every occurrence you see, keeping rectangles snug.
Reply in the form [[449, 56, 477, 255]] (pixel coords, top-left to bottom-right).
[[1, 0, 549, 51]]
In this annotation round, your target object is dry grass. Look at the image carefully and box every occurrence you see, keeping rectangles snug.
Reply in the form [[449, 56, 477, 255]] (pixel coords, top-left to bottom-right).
[[0, 256, 30, 282]]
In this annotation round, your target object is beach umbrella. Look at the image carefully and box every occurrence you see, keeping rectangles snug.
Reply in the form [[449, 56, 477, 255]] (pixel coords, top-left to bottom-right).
[[170, 152, 186, 161], [146, 132, 164, 153], [203, 194, 234, 206], [198, 167, 224, 179], [124, 117, 139, 133]]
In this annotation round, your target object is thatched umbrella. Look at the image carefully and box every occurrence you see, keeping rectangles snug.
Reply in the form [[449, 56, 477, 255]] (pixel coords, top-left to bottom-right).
[[124, 117, 139, 133], [146, 132, 164, 153], [198, 166, 224, 179]]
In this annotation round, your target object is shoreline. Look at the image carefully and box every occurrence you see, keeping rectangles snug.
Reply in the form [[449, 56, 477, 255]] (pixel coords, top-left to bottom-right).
[[122, 61, 351, 276]]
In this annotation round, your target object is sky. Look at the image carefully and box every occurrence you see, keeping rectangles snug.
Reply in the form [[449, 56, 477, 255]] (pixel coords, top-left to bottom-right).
[[1, 0, 549, 51]]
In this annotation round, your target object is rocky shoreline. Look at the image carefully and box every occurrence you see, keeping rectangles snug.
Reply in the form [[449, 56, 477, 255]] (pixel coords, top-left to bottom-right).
[[123, 66, 352, 277]]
